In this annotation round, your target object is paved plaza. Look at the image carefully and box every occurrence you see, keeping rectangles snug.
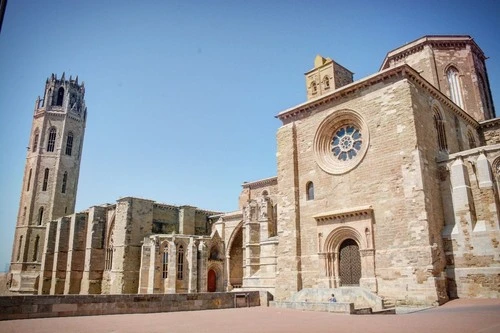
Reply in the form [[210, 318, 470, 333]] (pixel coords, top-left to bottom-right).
[[0, 299, 499, 333]]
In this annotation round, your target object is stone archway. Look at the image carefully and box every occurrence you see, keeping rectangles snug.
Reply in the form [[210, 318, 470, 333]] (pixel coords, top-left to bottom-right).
[[339, 238, 361, 286], [228, 227, 243, 288]]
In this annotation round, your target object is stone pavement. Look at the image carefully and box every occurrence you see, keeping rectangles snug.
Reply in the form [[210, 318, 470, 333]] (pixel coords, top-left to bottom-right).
[[0, 299, 499, 333]]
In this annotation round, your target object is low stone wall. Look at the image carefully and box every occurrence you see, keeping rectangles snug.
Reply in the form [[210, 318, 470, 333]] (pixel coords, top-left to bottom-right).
[[270, 301, 354, 314], [0, 291, 260, 321]]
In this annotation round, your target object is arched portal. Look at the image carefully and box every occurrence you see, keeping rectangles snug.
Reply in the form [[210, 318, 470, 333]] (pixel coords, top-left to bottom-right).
[[339, 239, 361, 286], [228, 224, 243, 288], [207, 269, 217, 292]]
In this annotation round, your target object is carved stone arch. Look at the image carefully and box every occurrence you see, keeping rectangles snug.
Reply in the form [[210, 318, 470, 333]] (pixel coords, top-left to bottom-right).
[[492, 157, 500, 177], [324, 226, 364, 253], [226, 221, 243, 257]]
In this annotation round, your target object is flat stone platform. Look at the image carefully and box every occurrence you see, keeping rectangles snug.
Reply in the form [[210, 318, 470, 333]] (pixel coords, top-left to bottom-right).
[[0, 299, 498, 333]]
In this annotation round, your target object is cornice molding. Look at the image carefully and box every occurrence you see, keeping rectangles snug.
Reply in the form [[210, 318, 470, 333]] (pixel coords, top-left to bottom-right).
[[276, 64, 479, 129], [242, 176, 278, 189], [313, 205, 373, 222]]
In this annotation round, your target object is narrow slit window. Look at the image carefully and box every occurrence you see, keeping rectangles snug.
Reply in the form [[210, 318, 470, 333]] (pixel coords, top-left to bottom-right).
[[33, 130, 39, 152], [17, 236, 23, 261], [42, 168, 49, 191], [38, 207, 44, 225], [32, 235, 40, 261], [65, 132, 73, 156], [162, 249, 169, 279], [26, 168, 32, 191], [62, 172, 68, 193]]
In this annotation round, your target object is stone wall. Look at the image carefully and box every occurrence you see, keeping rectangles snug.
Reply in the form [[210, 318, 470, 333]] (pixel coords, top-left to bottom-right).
[[481, 119, 500, 145], [0, 291, 261, 321]]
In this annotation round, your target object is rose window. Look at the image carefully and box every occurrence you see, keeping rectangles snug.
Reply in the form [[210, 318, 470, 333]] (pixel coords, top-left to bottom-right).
[[331, 125, 362, 161]]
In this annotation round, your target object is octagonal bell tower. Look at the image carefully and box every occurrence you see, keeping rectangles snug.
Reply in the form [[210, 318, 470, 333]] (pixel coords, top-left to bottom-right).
[[9, 73, 87, 293]]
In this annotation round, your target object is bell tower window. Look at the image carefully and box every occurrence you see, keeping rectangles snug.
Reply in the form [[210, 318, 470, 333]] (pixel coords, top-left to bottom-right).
[[33, 129, 39, 152], [65, 132, 74, 156], [47, 128, 56, 152], [56, 87, 64, 106], [38, 207, 44, 225], [42, 168, 49, 191], [62, 172, 68, 193]]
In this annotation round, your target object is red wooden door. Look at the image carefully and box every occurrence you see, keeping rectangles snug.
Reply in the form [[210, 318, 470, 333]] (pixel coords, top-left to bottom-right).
[[208, 269, 216, 292]]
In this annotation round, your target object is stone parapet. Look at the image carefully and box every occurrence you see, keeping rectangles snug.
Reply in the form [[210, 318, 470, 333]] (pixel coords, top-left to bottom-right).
[[0, 291, 261, 321]]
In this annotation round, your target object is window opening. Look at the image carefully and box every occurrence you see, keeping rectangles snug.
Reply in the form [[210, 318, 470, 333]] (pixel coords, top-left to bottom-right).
[[26, 168, 32, 191], [433, 109, 448, 152], [47, 128, 56, 152], [42, 168, 49, 191], [468, 130, 476, 149], [56, 87, 64, 106], [65, 132, 73, 156], [32, 235, 40, 261], [33, 130, 39, 152], [38, 207, 44, 225], [17, 236, 23, 261], [177, 245, 184, 280], [162, 249, 169, 279], [62, 172, 68, 193], [447, 67, 464, 108], [306, 182, 314, 201]]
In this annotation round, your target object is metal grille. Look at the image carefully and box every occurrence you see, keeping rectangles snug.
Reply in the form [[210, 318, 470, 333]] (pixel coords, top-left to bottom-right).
[[339, 239, 361, 286]]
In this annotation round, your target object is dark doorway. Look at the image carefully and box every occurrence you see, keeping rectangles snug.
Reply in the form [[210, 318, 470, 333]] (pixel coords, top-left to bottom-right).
[[208, 269, 216, 292], [339, 238, 361, 286]]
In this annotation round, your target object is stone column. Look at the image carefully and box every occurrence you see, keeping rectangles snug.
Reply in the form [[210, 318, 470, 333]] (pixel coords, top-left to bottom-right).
[[38, 220, 58, 294], [80, 206, 106, 295], [187, 237, 198, 293], [197, 241, 208, 292], [64, 213, 88, 294], [165, 241, 176, 293], [50, 216, 71, 295]]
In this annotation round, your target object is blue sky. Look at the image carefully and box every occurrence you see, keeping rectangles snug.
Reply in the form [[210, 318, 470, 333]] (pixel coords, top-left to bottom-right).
[[0, 0, 499, 272]]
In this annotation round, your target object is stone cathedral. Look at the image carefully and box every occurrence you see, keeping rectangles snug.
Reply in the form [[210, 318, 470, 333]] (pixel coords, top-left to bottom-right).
[[9, 35, 500, 307]]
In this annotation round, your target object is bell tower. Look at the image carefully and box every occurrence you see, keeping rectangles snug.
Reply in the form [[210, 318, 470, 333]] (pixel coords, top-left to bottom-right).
[[9, 73, 87, 293]]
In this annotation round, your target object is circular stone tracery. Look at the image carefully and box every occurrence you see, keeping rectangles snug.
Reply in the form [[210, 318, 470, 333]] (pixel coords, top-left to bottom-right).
[[332, 125, 362, 161], [314, 110, 369, 175]]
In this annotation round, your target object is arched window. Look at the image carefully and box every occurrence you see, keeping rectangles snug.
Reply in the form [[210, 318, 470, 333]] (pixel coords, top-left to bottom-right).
[[310, 81, 317, 94], [323, 76, 330, 89], [32, 129, 39, 152], [433, 109, 448, 152], [47, 128, 56, 152], [56, 87, 64, 106], [26, 168, 32, 191], [62, 172, 68, 193], [38, 207, 44, 225], [162, 248, 169, 279], [32, 235, 40, 262], [105, 232, 114, 271], [65, 132, 74, 156], [42, 168, 49, 191], [177, 245, 184, 280], [306, 181, 314, 201], [22, 206, 27, 224], [467, 130, 476, 149], [446, 67, 464, 108], [17, 236, 23, 261]]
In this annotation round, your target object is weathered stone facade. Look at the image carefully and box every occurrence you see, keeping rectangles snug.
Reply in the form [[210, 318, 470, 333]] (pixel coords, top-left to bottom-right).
[[8, 35, 500, 306]]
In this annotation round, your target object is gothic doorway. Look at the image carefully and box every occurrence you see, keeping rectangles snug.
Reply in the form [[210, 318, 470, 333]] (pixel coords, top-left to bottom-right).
[[207, 269, 217, 292], [339, 238, 361, 286], [228, 225, 243, 288]]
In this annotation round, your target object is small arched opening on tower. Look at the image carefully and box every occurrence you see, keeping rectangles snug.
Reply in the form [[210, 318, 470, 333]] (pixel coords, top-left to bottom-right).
[[65, 132, 74, 156], [306, 181, 315, 201], [56, 87, 64, 106], [446, 66, 464, 109], [38, 207, 44, 225], [47, 128, 56, 152]]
